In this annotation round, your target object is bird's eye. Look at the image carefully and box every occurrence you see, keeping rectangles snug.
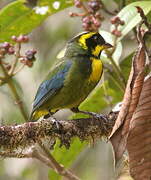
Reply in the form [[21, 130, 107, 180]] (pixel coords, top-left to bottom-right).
[[93, 35, 98, 40]]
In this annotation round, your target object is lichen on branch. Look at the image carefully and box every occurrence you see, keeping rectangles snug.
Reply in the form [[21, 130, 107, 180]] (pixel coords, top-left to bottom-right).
[[0, 113, 116, 152]]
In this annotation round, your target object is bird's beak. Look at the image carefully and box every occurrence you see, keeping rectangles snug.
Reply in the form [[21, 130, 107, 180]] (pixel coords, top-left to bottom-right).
[[104, 43, 113, 49]]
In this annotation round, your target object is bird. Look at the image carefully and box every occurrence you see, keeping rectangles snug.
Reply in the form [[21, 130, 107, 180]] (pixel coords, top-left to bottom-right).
[[29, 31, 112, 121]]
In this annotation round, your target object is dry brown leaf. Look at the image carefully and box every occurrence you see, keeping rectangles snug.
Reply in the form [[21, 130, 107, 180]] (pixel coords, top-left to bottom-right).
[[127, 75, 151, 179], [110, 44, 146, 163]]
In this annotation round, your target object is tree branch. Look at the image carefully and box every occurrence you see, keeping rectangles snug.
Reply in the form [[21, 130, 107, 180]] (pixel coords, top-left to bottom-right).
[[0, 112, 116, 151], [0, 147, 80, 180], [0, 112, 117, 179]]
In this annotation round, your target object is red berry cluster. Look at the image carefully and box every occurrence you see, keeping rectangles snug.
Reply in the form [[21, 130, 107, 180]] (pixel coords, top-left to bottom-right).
[[0, 34, 37, 72], [69, 0, 103, 31], [11, 35, 29, 43], [0, 42, 15, 57], [110, 16, 125, 37]]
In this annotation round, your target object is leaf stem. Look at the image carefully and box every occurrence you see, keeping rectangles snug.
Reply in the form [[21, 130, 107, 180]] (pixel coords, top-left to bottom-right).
[[107, 70, 125, 93], [107, 53, 126, 90], [13, 64, 25, 75], [105, 34, 126, 91]]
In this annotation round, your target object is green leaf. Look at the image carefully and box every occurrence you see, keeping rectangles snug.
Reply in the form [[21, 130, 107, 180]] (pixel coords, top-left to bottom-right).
[[49, 139, 87, 180], [0, 0, 73, 42], [111, 1, 151, 40], [120, 53, 133, 80]]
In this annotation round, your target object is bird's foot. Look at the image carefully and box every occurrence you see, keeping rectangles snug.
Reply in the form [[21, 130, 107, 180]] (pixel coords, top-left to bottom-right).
[[44, 113, 60, 129], [71, 108, 108, 135], [71, 107, 107, 121]]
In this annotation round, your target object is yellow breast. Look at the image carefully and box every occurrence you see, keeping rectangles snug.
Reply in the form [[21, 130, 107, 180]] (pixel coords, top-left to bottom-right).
[[89, 57, 103, 82]]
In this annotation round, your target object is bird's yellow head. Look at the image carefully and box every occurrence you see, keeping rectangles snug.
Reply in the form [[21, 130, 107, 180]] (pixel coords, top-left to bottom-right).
[[69, 31, 113, 57]]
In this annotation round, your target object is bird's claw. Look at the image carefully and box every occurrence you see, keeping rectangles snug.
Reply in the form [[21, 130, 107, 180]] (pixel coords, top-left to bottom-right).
[[51, 118, 60, 129], [90, 112, 108, 123], [44, 114, 60, 129], [88, 112, 109, 135]]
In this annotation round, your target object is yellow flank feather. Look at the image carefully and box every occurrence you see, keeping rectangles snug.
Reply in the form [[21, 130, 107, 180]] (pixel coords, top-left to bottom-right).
[[78, 32, 96, 49], [92, 45, 104, 56], [32, 109, 48, 120], [89, 57, 103, 82]]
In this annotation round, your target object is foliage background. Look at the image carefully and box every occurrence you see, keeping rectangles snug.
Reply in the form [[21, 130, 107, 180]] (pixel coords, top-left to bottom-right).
[[0, 0, 150, 179]]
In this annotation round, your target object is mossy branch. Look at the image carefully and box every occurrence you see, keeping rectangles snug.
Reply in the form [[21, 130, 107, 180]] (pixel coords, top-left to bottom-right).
[[0, 112, 117, 180], [0, 112, 116, 151]]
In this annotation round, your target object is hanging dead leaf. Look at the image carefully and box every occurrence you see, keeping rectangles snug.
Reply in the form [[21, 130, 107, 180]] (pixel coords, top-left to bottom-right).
[[127, 75, 151, 179], [110, 44, 146, 163]]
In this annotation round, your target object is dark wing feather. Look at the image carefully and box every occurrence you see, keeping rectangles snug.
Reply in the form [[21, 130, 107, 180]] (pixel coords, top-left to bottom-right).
[[32, 61, 72, 111]]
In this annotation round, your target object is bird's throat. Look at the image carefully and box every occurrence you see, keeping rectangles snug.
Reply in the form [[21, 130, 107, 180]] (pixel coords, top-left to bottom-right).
[[89, 57, 103, 82]]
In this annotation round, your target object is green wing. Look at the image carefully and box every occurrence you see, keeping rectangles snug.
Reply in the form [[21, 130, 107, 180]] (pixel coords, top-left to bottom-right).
[[32, 60, 72, 112]]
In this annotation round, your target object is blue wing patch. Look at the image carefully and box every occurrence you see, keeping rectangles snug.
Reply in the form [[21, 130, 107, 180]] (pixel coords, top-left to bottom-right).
[[33, 61, 72, 110]]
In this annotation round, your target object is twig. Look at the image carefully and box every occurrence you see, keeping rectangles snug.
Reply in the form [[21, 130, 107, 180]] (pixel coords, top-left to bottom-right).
[[13, 64, 25, 76], [100, 0, 116, 16], [38, 143, 80, 180], [9, 43, 21, 75], [0, 151, 32, 158], [121, 0, 126, 9], [136, 6, 151, 30], [0, 148, 80, 180], [80, 1, 89, 14], [0, 59, 28, 121], [136, 6, 151, 58], [102, 73, 113, 107]]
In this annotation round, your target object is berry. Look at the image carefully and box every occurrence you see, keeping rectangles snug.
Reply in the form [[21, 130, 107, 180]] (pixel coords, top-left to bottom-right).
[[16, 35, 29, 43], [0, 48, 6, 55], [120, 20, 125, 26], [16, 35, 24, 43], [93, 18, 101, 27], [11, 35, 17, 42], [111, 29, 122, 37], [82, 16, 91, 24], [20, 57, 33, 67], [25, 49, 37, 61], [69, 12, 78, 17], [95, 12, 102, 19], [22, 35, 29, 42], [110, 16, 119, 24], [8, 47, 15, 55], [5, 64, 11, 71], [26, 60, 33, 67], [74, 0, 82, 8], [2, 42, 10, 49], [88, 0, 101, 12], [111, 16, 125, 26]]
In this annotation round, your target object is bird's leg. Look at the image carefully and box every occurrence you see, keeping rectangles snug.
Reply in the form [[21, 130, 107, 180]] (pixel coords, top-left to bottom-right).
[[71, 107, 109, 134], [44, 113, 51, 119], [44, 110, 60, 129], [71, 107, 108, 123]]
